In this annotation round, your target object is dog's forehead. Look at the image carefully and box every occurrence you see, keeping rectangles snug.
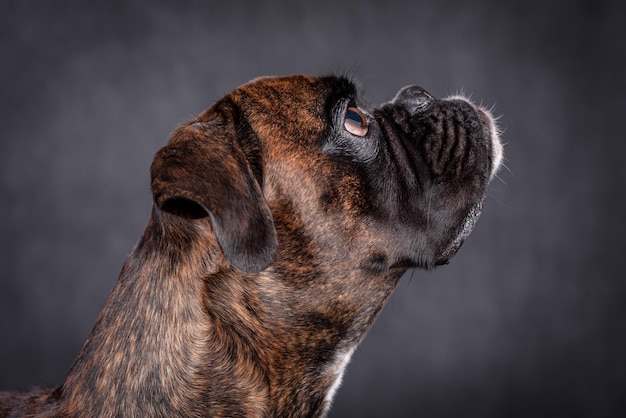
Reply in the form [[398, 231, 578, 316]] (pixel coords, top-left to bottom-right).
[[233, 75, 358, 115], [243, 75, 356, 95], [225, 75, 360, 148]]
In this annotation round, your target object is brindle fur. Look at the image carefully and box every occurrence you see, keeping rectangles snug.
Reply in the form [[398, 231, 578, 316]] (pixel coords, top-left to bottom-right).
[[0, 75, 501, 417]]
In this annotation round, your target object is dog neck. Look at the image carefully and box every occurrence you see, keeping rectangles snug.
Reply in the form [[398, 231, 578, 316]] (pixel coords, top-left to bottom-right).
[[51, 210, 403, 417]]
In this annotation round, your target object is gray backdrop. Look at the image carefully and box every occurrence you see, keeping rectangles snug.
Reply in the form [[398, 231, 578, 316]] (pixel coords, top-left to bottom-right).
[[1, 1, 625, 417]]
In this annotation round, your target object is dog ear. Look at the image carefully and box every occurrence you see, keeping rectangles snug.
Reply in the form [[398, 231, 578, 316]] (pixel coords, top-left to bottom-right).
[[150, 120, 277, 274]]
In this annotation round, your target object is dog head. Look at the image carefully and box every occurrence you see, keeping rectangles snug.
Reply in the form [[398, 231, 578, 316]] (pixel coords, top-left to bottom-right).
[[150, 75, 502, 274]]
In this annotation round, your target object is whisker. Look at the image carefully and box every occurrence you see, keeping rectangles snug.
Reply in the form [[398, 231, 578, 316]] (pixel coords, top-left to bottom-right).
[[487, 194, 510, 209], [405, 268, 417, 288], [500, 160, 513, 176], [494, 172, 508, 186]]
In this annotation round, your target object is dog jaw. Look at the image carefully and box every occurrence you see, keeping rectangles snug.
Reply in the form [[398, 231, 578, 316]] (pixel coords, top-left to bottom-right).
[[434, 95, 503, 263]]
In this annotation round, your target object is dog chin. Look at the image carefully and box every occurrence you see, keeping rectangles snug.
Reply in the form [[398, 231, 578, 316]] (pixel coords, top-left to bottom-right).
[[435, 200, 484, 266]]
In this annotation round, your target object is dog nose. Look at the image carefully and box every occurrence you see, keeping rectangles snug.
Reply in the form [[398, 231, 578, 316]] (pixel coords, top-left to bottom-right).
[[392, 85, 434, 113]]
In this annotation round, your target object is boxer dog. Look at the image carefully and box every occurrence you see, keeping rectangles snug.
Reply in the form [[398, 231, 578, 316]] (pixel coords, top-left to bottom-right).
[[0, 75, 502, 417]]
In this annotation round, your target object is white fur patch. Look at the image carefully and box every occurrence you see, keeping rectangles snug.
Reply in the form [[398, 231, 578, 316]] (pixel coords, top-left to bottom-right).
[[481, 107, 504, 180], [446, 94, 503, 180], [324, 346, 356, 410]]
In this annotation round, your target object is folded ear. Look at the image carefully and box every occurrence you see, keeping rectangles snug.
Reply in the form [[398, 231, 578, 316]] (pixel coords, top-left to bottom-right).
[[150, 120, 276, 273]]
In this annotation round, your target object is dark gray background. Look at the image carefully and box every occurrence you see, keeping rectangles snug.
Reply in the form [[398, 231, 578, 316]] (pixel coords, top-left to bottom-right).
[[1, 0, 625, 417]]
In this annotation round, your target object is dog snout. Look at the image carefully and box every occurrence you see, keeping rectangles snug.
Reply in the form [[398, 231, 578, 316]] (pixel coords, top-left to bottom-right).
[[392, 85, 434, 113], [472, 105, 503, 181]]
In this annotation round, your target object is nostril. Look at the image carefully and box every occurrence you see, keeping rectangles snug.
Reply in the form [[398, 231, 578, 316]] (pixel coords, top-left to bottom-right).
[[392, 85, 434, 113]]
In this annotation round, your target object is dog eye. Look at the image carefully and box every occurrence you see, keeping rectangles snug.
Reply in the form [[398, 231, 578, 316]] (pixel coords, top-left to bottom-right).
[[344, 107, 368, 137]]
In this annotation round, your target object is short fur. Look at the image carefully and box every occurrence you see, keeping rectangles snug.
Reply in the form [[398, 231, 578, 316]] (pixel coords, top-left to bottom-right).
[[0, 75, 502, 417]]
